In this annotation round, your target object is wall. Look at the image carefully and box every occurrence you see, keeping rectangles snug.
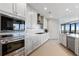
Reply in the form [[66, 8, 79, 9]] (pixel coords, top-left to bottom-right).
[[47, 19, 59, 40]]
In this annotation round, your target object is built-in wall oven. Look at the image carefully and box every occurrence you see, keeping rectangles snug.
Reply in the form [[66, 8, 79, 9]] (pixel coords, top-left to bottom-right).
[[0, 34, 24, 56], [0, 14, 25, 56], [1, 39, 24, 56]]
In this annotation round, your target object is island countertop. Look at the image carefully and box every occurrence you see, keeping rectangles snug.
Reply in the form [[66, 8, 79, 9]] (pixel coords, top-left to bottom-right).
[[67, 34, 79, 38]]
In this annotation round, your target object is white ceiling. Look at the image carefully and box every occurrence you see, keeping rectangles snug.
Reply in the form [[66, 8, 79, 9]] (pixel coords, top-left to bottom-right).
[[28, 3, 79, 19]]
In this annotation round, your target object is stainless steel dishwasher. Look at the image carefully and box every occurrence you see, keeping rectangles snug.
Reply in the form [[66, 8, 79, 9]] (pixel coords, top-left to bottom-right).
[[67, 36, 75, 52]]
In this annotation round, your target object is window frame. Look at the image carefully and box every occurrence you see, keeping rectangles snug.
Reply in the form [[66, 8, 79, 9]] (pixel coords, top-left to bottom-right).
[[61, 23, 76, 34], [70, 23, 76, 33]]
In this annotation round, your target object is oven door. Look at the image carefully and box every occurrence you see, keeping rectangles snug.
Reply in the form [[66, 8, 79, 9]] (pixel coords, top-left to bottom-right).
[[2, 40, 24, 56]]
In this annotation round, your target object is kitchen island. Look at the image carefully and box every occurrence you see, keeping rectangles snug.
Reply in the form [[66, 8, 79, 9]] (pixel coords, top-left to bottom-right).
[[60, 33, 79, 55], [67, 34, 79, 55]]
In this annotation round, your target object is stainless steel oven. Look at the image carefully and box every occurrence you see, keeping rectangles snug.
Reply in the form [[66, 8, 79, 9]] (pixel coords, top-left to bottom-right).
[[2, 39, 24, 56], [0, 33, 25, 56]]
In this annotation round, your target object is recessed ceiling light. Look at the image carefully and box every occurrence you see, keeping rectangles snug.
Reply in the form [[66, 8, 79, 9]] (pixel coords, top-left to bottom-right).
[[65, 8, 69, 11], [44, 7, 47, 10]]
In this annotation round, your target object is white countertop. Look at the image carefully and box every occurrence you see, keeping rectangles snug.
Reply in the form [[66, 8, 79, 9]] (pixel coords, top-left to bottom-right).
[[67, 34, 79, 38]]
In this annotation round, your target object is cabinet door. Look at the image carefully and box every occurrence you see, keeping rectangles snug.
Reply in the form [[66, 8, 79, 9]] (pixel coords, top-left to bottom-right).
[[25, 36, 33, 54], [14, 3, 26, 17], [62, 34, 67, 46], [67, 36, 75, 52], [32, 36, 39, 50], [60, 34, 67, 47], [0, 3, 13, 13]]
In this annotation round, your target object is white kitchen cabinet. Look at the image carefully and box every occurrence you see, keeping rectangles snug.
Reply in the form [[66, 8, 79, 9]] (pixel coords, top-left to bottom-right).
[[66, 34, 79, 56], [25, 36, 33, 54], [60, 33, 67, 47], [75, 38, 79, 55], [25, 33, 48, 55], [14, 3, 26, 18], [0, 3, 26, 20], [26, 35, 39, 54], [0, 3, 13, 14], [67, 36, 75, 52], [31, 36, 38, 50]]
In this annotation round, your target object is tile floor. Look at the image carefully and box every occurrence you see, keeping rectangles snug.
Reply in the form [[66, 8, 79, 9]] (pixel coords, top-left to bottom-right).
[[29, 39, 75, 56]]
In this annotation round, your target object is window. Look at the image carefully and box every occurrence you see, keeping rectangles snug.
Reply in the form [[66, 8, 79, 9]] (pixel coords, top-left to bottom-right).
[[61, 23, 77, 34], [70, 23, 76, 33], [76, 23, 79, 33], [65, 24, 70, 33], [61, 24, 65, 33]]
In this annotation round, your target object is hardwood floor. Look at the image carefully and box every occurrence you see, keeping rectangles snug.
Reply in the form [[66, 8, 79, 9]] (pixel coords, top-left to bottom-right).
[[29, 40, 75, 56]]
